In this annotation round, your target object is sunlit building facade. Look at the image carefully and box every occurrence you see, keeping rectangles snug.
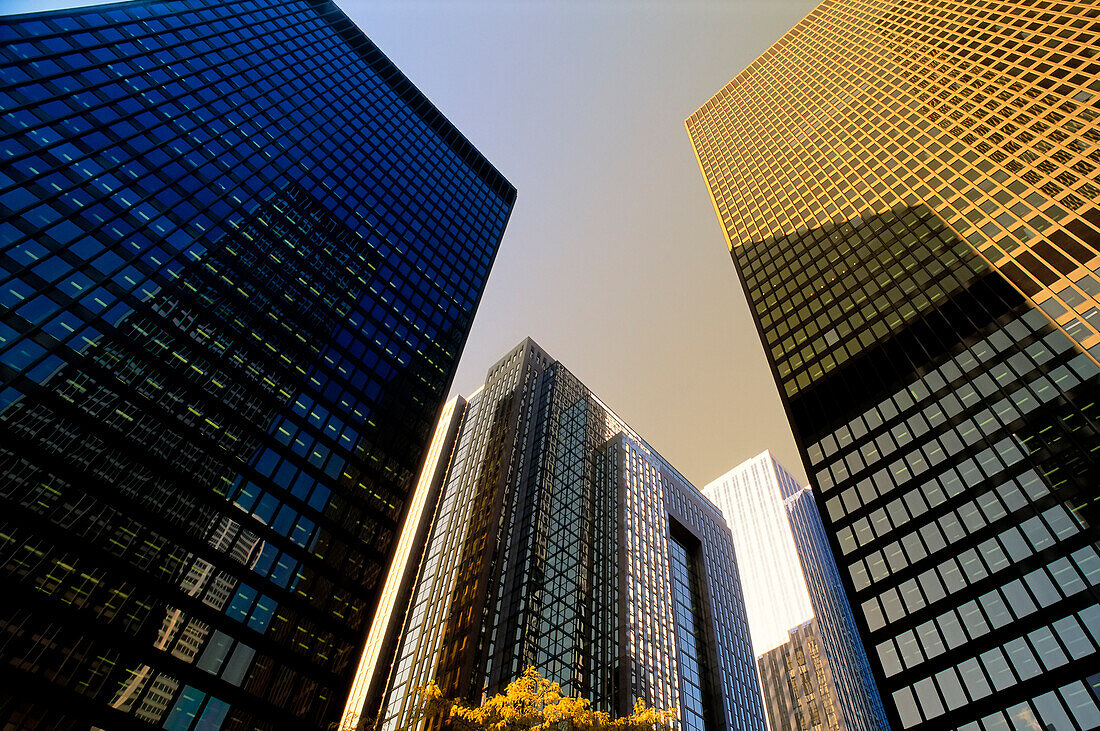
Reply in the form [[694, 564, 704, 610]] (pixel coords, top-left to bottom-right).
[[0, 1, 515, 728], [705, 453, 888, 731], [688, 2, 1100, 730], [351, 338, 766, 731]]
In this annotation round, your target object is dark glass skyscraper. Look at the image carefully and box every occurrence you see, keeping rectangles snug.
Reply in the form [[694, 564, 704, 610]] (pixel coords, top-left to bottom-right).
[[689, 2, 1100, 730], [353, 339, 765, 731], [0, 1, 515, 728]]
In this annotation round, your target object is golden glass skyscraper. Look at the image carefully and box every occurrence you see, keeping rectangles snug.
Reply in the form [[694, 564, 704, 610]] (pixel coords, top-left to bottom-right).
[[689, 2, 1100, 730], [690, 0, 1100, 373]]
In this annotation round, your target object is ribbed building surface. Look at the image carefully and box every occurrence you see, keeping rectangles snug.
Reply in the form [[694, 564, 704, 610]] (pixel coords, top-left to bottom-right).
[[688, 2, 1100, 730], [354, 339, 765, 731], [0, 1, 514, 728]]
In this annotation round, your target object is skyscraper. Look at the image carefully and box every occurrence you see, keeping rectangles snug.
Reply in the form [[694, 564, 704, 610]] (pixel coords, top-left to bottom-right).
[[0, 1, 515, 728], [350, 338, 766, 731], [756, 618, 840, 731], [688, 2, 1100, 730], [704, 452, 814, 658], [784, 486, 892, 731], [705, 452, 888, 731]]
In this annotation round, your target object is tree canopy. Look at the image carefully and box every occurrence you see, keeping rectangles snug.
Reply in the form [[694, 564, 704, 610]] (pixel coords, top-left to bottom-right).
[[421, 667, 675, 731]]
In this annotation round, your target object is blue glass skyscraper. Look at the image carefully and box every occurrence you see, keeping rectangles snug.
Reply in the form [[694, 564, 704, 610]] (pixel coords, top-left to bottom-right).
[[0, 1, 515, 728]]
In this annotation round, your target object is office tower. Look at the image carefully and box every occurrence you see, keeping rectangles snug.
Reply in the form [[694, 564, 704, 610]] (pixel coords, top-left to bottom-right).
[[704, 452, 814, 658], [348, 338, 766, 731], [705, 452, 888, 731], [757, 618, 840, 731], [784, 486, 891, 731], [0, 0, 515, 728], [687, 3, 1100, 730]]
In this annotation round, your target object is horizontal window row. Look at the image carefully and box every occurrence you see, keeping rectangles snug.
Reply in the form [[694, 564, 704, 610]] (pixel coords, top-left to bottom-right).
[[860, 516, 1096, 632], [840, 468, 1047, 558], [822, 359, 1093, 523], [849, 476, 1076, 597], [809, 308, 1056, 470], [891, 612, 1100, 728]]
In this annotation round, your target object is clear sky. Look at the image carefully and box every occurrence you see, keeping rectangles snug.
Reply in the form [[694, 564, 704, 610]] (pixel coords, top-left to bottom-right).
[[3, 0, 819, 485]]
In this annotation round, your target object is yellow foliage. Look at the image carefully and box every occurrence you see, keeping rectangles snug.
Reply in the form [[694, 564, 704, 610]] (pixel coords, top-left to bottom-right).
[[418, 668, 675, 731]]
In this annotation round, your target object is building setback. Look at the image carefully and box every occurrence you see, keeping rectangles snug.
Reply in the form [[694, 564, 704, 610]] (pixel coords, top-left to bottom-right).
[[705, 452, 888, 731], [0, 1, 514, 728], [687, 2, 1100, 730], [350, 338, 766, 731]]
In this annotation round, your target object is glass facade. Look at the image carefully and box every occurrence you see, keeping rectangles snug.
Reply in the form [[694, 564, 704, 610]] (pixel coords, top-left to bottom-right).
[[687, 2, 1100, 730], [704, 452, 815, 657], [669, 533, 718, 731], [687, 0, 1100, 361], [785, 486, 889, 731], [339, 396, 468, 731], [366, 339, 765, 731], [0, 1, 515, 728]]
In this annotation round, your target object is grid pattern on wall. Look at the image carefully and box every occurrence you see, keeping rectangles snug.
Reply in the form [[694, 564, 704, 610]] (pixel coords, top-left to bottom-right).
[[523, 370, 607, 698], [339, 395, 468, 729], [687, 0, 1100, 366], [609, 433, 764, 731], [703, 452, 815, 656], [612, 439, 680, 718], [374, 344, 540, 729], [784, 486, 890, 731], [687, 2, 1100, 730], [668, 533, 717, 731], [0, 1, 514, 728], [710, 202, 1100, 731]]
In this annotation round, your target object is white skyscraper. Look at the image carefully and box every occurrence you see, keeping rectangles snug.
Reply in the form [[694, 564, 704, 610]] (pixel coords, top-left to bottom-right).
[[705, 451, 889, 730], [703, 451, 812, 657]]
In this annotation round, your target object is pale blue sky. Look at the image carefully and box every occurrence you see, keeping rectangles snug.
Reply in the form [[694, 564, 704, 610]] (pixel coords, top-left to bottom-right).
[[3, 0, 819, 484]]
